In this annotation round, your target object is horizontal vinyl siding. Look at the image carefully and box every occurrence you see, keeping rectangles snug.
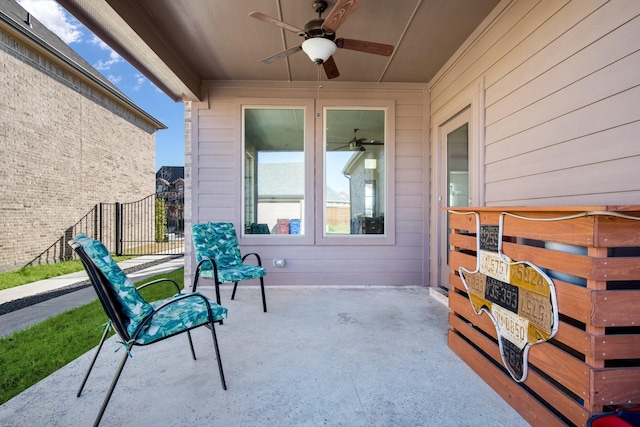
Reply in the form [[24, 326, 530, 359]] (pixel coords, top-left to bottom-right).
[[430, 0, 640, 206], [189, 82, 428, 286]]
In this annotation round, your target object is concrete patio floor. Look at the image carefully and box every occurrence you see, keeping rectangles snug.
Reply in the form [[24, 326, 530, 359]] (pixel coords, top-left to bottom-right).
[[0, 285, 529, 426]]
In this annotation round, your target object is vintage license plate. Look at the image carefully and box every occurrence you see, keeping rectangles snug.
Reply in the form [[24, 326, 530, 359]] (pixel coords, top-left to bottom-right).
[[510, 262, 550, 296], [464, 271, 486, 299], [518, 288, 553, 334], [485, 276, 519, 313], [492, 304, 529, 350], [479, 225, 500, 252], [479, 250, 510, 282]]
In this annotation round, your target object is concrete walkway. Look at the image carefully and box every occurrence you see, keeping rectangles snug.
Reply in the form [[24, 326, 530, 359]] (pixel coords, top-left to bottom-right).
[[0, 285, 529, 426], [0, 255, 185, 337]]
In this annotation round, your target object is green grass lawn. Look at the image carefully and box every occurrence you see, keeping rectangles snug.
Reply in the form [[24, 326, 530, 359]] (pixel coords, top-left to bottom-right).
[[0, 257, 132, 291], [0, 268, 184, 405]]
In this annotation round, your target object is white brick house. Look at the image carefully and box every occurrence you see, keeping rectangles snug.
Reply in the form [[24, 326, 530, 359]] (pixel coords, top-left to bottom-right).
[[0, 0, 165, 271]]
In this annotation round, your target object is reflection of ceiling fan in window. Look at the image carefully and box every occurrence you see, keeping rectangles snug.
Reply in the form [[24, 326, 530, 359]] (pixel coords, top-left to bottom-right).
[[331, 129, 384, 151], [249, 0, 394, 79]]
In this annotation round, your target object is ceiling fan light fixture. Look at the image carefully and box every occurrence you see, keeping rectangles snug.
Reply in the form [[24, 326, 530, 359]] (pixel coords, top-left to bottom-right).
[[302, 37, 336, 64]]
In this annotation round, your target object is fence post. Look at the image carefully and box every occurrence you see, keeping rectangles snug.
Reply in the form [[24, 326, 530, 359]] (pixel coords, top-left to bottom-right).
[[115, 202, 123, 256], [95, 204, 100, 241]]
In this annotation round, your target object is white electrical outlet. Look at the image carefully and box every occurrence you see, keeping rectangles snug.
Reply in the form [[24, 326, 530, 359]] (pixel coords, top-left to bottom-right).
[[273, 258, 286, 267]]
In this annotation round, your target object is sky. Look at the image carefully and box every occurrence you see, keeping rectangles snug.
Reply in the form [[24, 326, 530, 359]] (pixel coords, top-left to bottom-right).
[[17, 0, 185, 172]]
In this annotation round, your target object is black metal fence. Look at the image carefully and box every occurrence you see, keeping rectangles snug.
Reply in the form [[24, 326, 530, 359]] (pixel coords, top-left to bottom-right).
[[26, 191, 184, 266]]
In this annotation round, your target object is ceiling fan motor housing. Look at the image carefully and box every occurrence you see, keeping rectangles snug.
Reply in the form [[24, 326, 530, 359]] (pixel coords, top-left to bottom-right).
[[304, 19, 335, 40]]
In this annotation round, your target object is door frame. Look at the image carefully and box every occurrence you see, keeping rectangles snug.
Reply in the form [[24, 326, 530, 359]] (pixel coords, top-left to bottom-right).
[[429, 78, 485, 289]]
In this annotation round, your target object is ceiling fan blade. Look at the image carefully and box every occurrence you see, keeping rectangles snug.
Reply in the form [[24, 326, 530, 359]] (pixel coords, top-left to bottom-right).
[[335, 38, 394, 56], [323, 56, 340, 79], [321, 0, 360, 33], [261, 45, 302, 64], [249, 11, 304, 34]]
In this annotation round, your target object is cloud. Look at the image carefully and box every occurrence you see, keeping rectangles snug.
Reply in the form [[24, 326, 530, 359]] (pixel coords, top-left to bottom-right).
[[107, 74, 122, 85], [89, 34, 123, 70], [17, 0, 82, 44], [132, 72, 146, 91]]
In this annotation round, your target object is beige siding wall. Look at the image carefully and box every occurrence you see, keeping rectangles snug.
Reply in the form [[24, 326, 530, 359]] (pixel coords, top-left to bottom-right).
[[0, 28, 156, 271], [430, 0, 640, 205], [187, 82, 428, 286]]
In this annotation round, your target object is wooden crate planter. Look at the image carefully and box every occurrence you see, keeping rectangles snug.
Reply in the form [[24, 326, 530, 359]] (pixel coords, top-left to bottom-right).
[[447, 206, 640, 427]]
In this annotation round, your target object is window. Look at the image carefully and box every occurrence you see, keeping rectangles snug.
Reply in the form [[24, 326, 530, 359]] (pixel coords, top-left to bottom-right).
[[243, 107, 306, 236], [324, 108, 387, 236]]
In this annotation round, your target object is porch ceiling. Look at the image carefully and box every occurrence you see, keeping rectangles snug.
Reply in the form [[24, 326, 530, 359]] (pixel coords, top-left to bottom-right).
[[57, 0, 500, 101]]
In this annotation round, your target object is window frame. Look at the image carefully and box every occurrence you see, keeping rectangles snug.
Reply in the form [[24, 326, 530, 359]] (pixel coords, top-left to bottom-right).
[[239, 100, 315, 246], [315, 100, 396, 246]]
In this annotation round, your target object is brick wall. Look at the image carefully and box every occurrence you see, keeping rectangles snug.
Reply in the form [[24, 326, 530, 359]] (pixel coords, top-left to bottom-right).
[[0, 28, 157, 272]]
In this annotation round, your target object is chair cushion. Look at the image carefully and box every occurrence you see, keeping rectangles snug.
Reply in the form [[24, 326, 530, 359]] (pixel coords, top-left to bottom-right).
[[197, 264, 266, 283], [74, 234, 153, 335], [192, 222, 242, 268], [135, 292, 228, 344]]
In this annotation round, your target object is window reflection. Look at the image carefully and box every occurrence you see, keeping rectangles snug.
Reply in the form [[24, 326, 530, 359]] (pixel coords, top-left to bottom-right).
[[244, 108, 305, 235], [325, 109, 385, 235]]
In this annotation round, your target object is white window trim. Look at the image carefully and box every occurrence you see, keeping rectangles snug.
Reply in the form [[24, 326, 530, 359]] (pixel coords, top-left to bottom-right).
[[316, 99, 396, 246], [239, 99, 315, 246]]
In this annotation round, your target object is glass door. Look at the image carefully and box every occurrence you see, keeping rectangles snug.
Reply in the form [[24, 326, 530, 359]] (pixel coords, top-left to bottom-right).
[[438, 110, 471, 289]]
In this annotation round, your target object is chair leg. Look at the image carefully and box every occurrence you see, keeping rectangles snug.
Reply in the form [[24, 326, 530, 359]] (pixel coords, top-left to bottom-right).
[[231, 280, 267, 312], [260, 277, 267, 312], [187, 330, 196, 360], [93, 348, 130, 427], [208, 322, 227, 390], [78, 322, 111, 397]]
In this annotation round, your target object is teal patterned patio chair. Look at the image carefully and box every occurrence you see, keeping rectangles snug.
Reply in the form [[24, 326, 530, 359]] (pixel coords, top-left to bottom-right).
[[192, 222, 267, 312], [69, 234, 227, 427]]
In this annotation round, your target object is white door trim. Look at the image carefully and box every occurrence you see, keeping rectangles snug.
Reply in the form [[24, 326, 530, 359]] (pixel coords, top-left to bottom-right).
[[429, 78, 485, 288]]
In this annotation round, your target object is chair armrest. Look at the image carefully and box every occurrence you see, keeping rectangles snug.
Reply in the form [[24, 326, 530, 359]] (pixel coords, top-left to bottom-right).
[[136, 278, 181, 294], [193, 257, 220, 291], [241, 252, 263, 267], [131, 292, 224, 341]]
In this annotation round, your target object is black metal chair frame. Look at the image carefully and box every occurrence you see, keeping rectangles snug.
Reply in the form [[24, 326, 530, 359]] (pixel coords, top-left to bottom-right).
[[69, 240, 226, 427], [193, 253, 267, 313]]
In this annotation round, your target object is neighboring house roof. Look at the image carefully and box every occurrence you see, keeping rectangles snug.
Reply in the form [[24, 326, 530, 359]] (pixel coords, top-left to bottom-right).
[[156, 166, 184, 183], [0, 0, 166, 130], [258, 163, 303, 197], [258, 162, 348, 202]]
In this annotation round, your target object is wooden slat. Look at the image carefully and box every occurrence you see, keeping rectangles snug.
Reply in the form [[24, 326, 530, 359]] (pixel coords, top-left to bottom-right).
[[528, 341, 590, 399], [592, 334, 640, 360], [449, 291, 496, 337], [503, 241, 592, 279], [449, 272, 465, 293], [448, 250, 476, 272], [503, 214, 597, 246], [554, 321, 590, 355], [449, 211, 479, 231], [449, 233, 476, 251], [592, 258, 640, 281], [592, 290, 640, 327], [591, 367, 640, 405], [594, 214, 640, 247], [555, 280, 592, 323]]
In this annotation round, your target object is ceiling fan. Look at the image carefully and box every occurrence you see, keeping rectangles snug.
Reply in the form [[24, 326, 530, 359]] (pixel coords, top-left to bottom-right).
[[332, 129, 384, 151], [249, 0, 394, 79]]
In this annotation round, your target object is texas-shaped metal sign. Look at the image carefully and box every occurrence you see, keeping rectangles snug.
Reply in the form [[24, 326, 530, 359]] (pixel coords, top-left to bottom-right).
[[453, 211, 559, 382]]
